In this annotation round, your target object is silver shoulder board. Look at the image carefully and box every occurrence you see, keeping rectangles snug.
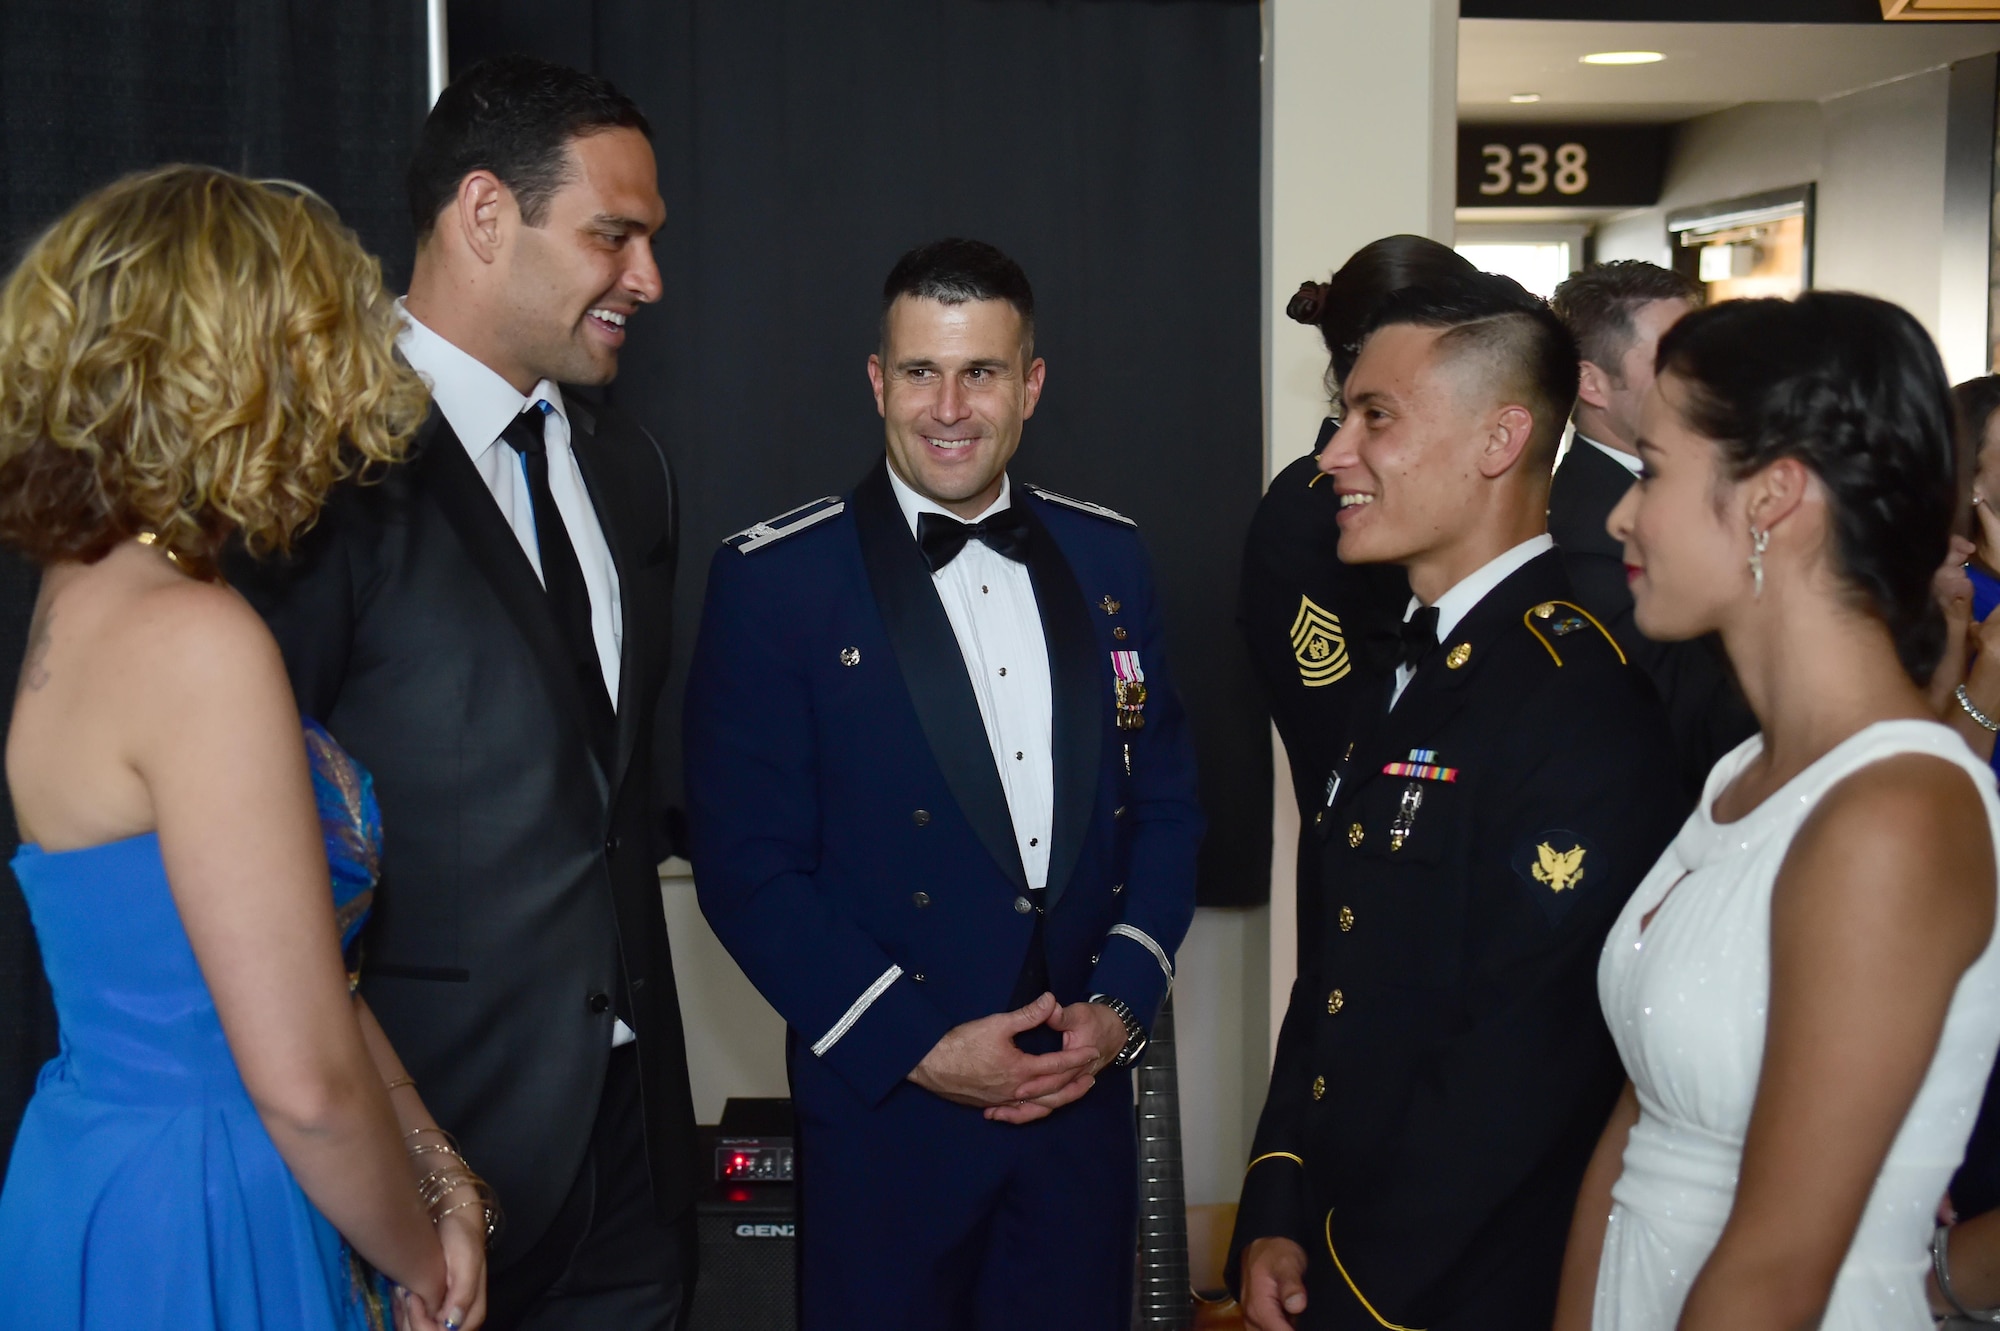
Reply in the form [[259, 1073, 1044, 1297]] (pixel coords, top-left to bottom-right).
[[727, 496, 846, 553], [1024, 485, 1136, 527]]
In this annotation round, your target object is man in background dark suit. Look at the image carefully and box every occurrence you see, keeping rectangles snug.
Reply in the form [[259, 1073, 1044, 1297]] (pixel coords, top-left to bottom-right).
[[1549, 262, 1756, 799], [234, 58, 698, 1329]]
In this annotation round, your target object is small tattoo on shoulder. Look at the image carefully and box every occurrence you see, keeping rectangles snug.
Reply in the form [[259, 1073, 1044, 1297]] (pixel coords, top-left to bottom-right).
[[20, 605, 53, 693]]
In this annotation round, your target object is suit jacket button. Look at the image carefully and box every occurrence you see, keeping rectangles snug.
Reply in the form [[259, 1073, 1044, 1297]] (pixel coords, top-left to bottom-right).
[[587, 992, 611, 1014], [1014, 895, 1033, 915], [1311, 1075, 1326, 1101], [604, 835, 620, 855], [912, 891, 931, 908], [912, 809, 931, 826]]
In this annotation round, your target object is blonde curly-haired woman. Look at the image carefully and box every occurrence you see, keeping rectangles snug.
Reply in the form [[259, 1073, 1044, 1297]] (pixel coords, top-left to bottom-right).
[[0, 166, 487, 1331]]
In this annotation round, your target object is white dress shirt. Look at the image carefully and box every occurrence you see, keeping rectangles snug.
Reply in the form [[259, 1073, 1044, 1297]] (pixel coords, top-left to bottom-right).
[[1391, 534, 1556, 708], [889, 469, 1055, 889], [397, 305, 624, 704], [1579, 434, 1643, 478], [397, 306, 634, 1046]]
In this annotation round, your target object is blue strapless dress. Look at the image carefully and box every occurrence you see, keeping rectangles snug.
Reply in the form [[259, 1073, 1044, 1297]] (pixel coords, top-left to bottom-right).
[[0, 721, 388, 1329]]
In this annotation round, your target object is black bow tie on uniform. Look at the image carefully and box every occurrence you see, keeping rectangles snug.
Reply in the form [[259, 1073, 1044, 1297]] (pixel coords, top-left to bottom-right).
[[1399, 605, 1440, 670], [916, 507, 1032, 573]]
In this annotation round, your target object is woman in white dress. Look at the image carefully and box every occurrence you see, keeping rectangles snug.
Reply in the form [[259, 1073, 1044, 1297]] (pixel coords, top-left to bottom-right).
[[1551, 290, 2000, 1331]]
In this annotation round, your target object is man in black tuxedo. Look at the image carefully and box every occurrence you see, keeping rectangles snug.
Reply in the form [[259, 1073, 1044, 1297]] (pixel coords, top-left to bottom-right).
[[1549, 262, 1755, 798], [234, 57, 698, 1329]]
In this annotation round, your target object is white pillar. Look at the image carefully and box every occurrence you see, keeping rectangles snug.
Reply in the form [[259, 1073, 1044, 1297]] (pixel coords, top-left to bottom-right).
[[1261, 0, 1458, 1056]]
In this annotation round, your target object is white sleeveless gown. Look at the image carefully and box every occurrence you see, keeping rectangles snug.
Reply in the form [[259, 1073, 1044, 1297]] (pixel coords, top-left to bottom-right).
[[1593, 720, 2000, 1329]]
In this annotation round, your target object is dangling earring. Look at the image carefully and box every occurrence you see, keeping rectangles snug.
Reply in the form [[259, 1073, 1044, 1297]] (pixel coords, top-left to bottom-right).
[[1749, 527, 1770, 599]]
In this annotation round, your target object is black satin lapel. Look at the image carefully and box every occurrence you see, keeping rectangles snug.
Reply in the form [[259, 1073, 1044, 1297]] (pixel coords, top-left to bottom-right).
[[1020, 508, 1100, 910], [852, 463, 1028, 892], [420, 420, 610, 792], [568, 419, 647, 788]]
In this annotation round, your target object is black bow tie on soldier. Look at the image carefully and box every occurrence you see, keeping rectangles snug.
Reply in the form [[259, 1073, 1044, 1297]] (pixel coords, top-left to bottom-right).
[[916, 507, 1033, 573], [1399, 604, 1440, 670]]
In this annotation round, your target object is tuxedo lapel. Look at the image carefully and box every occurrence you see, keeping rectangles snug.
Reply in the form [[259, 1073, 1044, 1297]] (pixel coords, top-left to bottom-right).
[[1020, 505, 1100, 910], [418, 409, 611, 795], [852, 463, 1029, 893]]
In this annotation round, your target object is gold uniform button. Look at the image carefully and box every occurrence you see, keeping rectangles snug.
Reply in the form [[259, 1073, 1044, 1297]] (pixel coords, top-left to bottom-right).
[[1347, 823, 1365, 848], [1533, 602, 1556, 619], [1311, 1075, 1326, 1101], [1314, 809, 1326, 827], [1327, 988, 1344, 1015], [1446, 642, 1472, 669], [1338, 905, 1355, 932], [1112, 626, 1129, 640]]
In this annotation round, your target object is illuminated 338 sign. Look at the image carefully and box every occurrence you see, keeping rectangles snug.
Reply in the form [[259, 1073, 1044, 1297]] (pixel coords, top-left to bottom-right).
[[1457, 125, 1669, 209]]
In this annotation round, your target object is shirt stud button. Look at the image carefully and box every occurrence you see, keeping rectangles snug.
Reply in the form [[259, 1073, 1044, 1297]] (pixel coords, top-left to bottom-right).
[[912, 809, 931, 826], [1014, 896, 1033, 915], [912, 892, 931, 908], [998, 667, 1007, 676], [1029, 836, 1038, 847]]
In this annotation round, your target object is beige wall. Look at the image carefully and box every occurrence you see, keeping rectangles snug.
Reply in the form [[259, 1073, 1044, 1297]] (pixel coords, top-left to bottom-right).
[[1595, 61, 1993, 381]]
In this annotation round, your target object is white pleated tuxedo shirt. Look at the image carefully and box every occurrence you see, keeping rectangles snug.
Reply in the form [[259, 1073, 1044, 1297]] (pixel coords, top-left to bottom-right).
[[888, 468, 1055, 890]]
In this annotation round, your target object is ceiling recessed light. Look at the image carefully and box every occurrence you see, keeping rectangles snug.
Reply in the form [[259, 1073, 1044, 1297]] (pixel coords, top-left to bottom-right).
[[1581, 50, 1665, 66], [1508, 92, 1542, 104]]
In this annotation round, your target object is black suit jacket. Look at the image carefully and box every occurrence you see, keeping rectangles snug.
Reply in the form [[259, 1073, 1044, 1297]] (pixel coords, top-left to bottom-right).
[[231, 395, 698, 1265], [1228, 552, 1682, 1330], [1549, 439, 1757, 800]]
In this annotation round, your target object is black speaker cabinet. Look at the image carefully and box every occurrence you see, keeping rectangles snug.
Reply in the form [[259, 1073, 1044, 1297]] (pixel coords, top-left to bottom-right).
[[689, 1126, 796, 1331]]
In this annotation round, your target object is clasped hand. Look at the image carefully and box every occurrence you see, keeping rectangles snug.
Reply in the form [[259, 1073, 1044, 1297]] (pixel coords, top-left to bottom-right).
[[908, 992, 1128, 1124]]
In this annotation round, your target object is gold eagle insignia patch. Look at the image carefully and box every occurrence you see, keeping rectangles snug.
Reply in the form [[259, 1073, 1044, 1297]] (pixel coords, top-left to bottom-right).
[[1289, 595, 1351, 687], [1531, 842, 1586, 893]]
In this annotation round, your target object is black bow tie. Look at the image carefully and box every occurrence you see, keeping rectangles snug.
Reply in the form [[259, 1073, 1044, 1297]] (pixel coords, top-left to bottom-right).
[[1399, 605, 1440, 671], [917, 507, 1032, 573]]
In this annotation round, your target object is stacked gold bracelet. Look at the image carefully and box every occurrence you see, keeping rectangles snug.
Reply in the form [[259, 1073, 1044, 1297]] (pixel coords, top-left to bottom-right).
[[404, 1125, 500, 1244]]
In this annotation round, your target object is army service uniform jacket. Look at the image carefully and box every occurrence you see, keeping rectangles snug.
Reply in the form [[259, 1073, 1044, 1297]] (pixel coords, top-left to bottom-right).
[[1228, 549, 1682, 1331], [1239, 438, 1408, 965]]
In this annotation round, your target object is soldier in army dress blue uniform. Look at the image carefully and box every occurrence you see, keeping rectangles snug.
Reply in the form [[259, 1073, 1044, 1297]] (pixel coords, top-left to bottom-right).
[[1229, 276, 1682, 1330], [683, 240, 1203, 1329]]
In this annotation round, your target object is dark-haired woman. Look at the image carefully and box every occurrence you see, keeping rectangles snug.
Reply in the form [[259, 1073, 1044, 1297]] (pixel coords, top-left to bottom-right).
[[1238, 236, 1476, 962], [1551, 292, 2000, 1330]]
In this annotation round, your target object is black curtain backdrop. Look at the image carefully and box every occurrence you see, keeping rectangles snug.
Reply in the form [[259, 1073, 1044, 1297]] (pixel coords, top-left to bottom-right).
[[451, 0, 1270, 907], [0, 0, 424, 1171]]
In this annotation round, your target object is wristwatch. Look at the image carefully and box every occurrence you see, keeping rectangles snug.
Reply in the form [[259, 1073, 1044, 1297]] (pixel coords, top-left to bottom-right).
[[1087, 993, 1149, 1068]]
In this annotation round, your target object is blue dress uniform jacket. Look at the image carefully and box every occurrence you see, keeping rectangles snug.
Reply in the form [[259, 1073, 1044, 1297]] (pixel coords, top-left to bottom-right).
[[683, 460, 1203, 1327], [1227, 550, 1682, 1330]]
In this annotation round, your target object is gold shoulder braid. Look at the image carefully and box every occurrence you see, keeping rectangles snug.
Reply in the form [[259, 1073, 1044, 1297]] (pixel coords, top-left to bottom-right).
[[1522, 600, 1625, 668]]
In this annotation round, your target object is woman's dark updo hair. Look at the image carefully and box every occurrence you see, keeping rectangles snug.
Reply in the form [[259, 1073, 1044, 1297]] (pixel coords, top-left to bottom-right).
[[1654, 291, 1961, 685], [1289, 235, 1480, 394]]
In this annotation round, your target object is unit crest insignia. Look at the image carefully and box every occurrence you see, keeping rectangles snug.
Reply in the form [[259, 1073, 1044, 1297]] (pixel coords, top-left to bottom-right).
[[1289, 595, 1351, 687]]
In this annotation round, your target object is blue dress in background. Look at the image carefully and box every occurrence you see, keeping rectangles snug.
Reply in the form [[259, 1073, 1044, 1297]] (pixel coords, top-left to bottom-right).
[[0, 721, 388, 1329]]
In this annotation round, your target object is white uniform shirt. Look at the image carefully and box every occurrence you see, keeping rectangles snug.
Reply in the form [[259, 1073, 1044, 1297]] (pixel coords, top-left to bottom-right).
[[889, 469, 1055, 889], [397, 304, 624, 704], [1391, 534, 1555, 708], [397, 306, 634, 1046]]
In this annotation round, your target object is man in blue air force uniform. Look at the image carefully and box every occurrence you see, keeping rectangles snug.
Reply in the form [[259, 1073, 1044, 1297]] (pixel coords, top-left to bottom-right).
[[683, 239, 1204, 1329]]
